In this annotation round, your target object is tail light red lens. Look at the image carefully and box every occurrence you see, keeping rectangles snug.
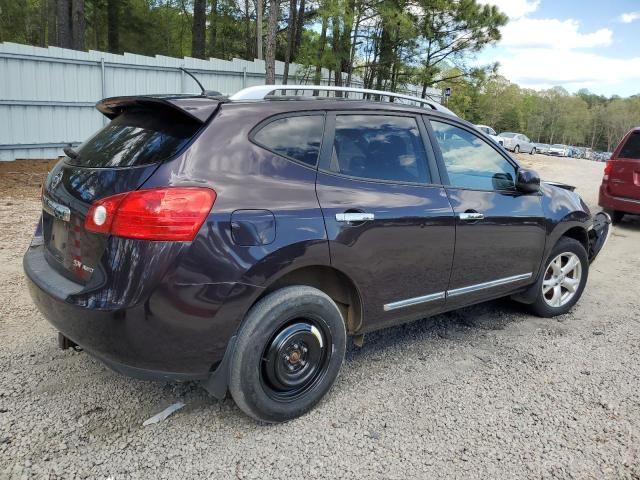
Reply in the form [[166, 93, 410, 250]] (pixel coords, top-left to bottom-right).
[[603, 160, 613, 180], [85, 187, 216, 241]]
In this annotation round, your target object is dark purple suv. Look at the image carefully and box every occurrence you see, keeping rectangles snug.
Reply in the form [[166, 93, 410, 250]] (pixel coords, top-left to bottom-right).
[[24, 86, 610, 422]]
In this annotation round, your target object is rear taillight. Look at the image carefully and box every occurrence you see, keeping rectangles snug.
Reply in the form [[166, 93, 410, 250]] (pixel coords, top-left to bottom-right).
[[603, 160, 613, 181], [85, 187, 216, 241]]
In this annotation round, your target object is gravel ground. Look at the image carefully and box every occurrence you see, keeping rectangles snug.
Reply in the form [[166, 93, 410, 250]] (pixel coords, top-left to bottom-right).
[[1, 155, 639, 479]]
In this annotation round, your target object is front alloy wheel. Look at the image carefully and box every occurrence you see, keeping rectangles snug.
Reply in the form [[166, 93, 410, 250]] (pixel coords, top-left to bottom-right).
[[542, 252, 582, 307], [529, 237, 588, 317]]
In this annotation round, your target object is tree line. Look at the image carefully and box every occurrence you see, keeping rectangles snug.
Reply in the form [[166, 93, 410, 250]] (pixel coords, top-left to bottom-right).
[[443, 70, 640, 152], [1, 0, 637, 151], [0, 0, 506, 89]]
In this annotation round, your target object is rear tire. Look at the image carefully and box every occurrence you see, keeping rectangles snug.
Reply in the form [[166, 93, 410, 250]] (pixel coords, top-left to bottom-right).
[[514, 145, 520, 153], [529, 237, 588, 317], [531, 147, 537, 155], [228, 286, 346, 423]]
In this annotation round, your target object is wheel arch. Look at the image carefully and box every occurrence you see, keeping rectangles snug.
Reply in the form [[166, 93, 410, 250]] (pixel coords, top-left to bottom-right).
[[255, 265, 364, 336], [513, 223, 589, 305], [559, 225, 589, 253]]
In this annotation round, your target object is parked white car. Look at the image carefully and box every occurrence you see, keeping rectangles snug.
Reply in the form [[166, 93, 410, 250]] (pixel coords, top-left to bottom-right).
[[548, 144, 569, 157], [498, 132, 536, 154], [475, 124, 504, 146]]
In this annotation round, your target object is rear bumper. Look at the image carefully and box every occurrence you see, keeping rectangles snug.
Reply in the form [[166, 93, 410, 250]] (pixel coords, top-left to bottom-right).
[[24, 244, 260, 384], [599, 184, 640, 214]]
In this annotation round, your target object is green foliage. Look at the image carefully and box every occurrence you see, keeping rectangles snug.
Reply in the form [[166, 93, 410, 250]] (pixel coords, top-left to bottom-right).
[[2, 0, 637, 150], [444, 73, 640, 150]]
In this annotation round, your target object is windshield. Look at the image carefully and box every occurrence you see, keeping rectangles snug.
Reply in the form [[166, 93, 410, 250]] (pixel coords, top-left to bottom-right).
[[552, 144, 567, 148], [67, 109, 201, 168], [499, 133, 516, 138]]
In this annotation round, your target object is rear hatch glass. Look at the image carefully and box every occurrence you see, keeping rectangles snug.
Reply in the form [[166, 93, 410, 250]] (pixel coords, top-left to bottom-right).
[[619, 132, 640, 159], [42, 106, 204, 283], [608, 131, 640, 199], [68, 109, 201, 168]]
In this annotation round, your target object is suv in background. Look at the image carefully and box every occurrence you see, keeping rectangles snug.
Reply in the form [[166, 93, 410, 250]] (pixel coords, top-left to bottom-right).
[[499, 132, 536, 154], [599, 127, 640, 223], [24, 85, 610, 423]]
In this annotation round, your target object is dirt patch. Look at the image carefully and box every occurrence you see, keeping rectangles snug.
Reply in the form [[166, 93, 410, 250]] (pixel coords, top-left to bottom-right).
[[1, 154, 639, 479], [0, 159, 57, 199]]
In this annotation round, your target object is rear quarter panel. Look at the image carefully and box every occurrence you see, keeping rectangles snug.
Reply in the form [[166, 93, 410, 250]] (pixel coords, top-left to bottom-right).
[[143, 101, 330, 299]]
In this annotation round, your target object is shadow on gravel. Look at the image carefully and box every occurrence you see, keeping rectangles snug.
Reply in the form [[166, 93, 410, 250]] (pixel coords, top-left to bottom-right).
[[614, 214, 640, 233], [345, 298, 529, 363]]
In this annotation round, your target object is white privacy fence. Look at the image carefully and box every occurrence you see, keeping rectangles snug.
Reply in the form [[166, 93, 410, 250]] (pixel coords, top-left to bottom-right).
[[0, 42, 441, 160]]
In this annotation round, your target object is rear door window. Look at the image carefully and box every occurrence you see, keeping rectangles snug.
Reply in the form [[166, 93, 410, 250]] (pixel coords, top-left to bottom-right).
[[619, 132, 640, 159], [68, 109, 201, 168], [252, 115, 324, 167], [330, 114, 430, 183]]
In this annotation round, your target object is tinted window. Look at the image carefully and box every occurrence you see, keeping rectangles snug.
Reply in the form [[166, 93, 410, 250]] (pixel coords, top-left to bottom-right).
[[619, 132, 640, 159], [431, 121, 516, 191], [331, 115, 429, 183], [68, 109, 200, 168], [253, 115, 324, 166]]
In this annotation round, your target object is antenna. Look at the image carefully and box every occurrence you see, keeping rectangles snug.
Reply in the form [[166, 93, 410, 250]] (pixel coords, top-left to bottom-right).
[[180, 67, 206, 96]]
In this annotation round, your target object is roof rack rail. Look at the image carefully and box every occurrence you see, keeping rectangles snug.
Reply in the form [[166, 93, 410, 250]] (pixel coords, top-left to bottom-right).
[[228, 85, 456, 117]]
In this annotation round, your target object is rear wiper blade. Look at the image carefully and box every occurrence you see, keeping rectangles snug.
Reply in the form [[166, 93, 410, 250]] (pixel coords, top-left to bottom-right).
[[63, 146, 78, 159]]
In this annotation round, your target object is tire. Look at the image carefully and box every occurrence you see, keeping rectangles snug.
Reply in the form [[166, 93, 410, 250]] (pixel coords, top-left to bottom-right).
[[529, 237, 589, 317], [228, 286, 347, 423], [604, 209, 624, 224], [514, 145, 520, 153], [530, 147, 536, 155]]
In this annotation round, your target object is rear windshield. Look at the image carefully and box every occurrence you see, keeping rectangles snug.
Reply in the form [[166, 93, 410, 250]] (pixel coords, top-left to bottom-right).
[[619, 132, 640, 159], [500, 133, 516, 138], [67, 109, 201, 168]]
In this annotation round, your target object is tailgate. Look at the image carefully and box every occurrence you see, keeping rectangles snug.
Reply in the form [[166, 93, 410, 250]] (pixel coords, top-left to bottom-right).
[[609, 131, 640, 199], [41, 97, 216, 283]]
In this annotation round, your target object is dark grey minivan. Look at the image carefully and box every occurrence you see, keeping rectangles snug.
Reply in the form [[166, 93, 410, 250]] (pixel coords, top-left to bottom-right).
[[24, 85, 610, 422]]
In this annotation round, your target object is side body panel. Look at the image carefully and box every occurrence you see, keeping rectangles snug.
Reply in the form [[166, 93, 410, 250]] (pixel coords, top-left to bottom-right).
[[316, 172, 455, 331], [444, 188, 546, 308]]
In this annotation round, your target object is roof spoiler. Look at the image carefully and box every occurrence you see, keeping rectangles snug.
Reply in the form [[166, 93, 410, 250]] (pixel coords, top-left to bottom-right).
[[96, 95, 222, 123]]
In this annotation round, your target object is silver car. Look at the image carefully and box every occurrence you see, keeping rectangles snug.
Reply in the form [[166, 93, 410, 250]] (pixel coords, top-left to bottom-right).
[[498, 132, 536, 154], [475, 124, 504, 146], [535, 143, 550, 154], [548, 144, 569, 157]]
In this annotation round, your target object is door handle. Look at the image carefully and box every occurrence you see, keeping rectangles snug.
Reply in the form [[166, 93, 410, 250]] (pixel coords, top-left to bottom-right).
[[458, 211, 484, 221], [335, 212, 375, 222]]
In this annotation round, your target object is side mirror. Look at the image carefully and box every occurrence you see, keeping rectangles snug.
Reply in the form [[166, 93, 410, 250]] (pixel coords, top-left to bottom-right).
[[517, 168, 540, 193]]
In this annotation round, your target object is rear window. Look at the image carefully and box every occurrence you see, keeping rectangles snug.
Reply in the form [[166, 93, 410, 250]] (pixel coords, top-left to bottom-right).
[[68, 109, 201, 168], [252, 115, 324, 167], [619, 132, 640, 159]]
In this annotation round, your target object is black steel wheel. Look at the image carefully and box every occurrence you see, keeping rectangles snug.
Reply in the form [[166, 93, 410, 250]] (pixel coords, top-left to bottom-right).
[[228, 286, 346, 423], [260, 319, 331, 401]]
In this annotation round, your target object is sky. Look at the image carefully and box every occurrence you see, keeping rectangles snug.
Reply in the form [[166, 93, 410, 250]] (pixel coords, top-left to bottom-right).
[[474, 0, 640, 97]]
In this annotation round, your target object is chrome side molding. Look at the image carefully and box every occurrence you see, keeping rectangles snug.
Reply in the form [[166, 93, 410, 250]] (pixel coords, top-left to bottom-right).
[[383, 272, 533, 311], [446, 273, 533, 298], [384, 291, 446, 311]]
